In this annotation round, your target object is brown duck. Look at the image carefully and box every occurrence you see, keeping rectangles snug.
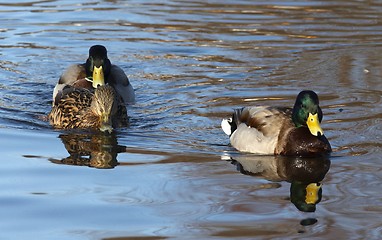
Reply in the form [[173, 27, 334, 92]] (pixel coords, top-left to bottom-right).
[[48, 85, 127, 132]]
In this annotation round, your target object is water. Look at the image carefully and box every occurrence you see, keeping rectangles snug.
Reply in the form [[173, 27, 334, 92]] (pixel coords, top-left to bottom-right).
[[0, 0, 381, 239]]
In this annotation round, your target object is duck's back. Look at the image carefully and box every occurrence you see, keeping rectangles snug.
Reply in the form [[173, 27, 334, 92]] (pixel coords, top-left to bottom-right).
[[109, 65, 135, 105], [49, 88, 93, 129], [230, 106, 292, 154]]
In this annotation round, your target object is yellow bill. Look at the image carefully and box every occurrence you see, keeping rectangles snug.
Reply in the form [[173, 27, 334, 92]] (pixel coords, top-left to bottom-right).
[[306, 112, 324, 136], [305, 183, 321, 204], [92, 66, 105, 88]]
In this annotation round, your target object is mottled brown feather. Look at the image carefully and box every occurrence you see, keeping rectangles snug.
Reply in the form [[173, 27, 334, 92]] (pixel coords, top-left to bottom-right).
[[48, 85, 127, 131]]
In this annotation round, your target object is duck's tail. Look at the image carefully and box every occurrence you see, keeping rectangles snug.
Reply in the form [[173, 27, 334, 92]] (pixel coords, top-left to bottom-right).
[[221, 108, 243, 136], [221, 118, 233, 135]]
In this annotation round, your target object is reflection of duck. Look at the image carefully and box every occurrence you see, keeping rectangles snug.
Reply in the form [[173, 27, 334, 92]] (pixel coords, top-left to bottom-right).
[[49, 132, 126, 169], [226, 154, 330, 212], [222, 90, 331, 156], [48, 85, 128, 132], [53, 45, 135, 105], [290, 182, 322, 212]]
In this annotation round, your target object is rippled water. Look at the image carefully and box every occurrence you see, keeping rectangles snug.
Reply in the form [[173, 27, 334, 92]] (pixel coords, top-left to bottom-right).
[[0, 0, 381, 239]]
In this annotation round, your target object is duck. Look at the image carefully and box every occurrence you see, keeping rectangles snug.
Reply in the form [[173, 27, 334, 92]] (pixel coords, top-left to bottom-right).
[[52, 45, 135, 105], [48, 85, 128, 132], [221, 90, 331, 156]]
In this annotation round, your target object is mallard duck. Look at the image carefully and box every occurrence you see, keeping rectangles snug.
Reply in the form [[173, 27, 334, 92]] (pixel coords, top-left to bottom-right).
[[52, 45, 135, 105], [221, 90, 331, 156], [48, 85, 128, 132]]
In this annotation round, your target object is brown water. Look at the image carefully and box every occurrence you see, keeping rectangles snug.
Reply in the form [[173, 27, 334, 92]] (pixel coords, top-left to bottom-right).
[[0, 0, 381, 239]]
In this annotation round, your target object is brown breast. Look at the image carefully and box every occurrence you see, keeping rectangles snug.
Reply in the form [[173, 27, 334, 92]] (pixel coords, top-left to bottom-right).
[[72, 78, 93, 90], [280, 127, 332, 157]]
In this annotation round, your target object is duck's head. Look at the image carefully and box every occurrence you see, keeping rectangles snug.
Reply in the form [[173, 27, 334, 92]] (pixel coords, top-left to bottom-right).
[[90, 85, 117, 133], [85, 45, 112, 88], [292, 90, 324, 136]]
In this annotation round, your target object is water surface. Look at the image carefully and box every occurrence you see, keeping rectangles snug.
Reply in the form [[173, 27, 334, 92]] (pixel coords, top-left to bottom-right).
[[0, 0, 381, 239]]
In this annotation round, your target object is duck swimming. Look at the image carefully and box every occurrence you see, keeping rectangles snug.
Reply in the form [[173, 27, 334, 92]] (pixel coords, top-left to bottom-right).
[[48, 85, 127, 132], [221, 90, 331, 156], [52, 45, 135, 105]]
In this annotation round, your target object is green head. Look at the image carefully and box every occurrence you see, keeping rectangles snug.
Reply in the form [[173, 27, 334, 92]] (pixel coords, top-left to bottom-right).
[[85, 45, 112, 88], [292, 90, 324, 136]]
